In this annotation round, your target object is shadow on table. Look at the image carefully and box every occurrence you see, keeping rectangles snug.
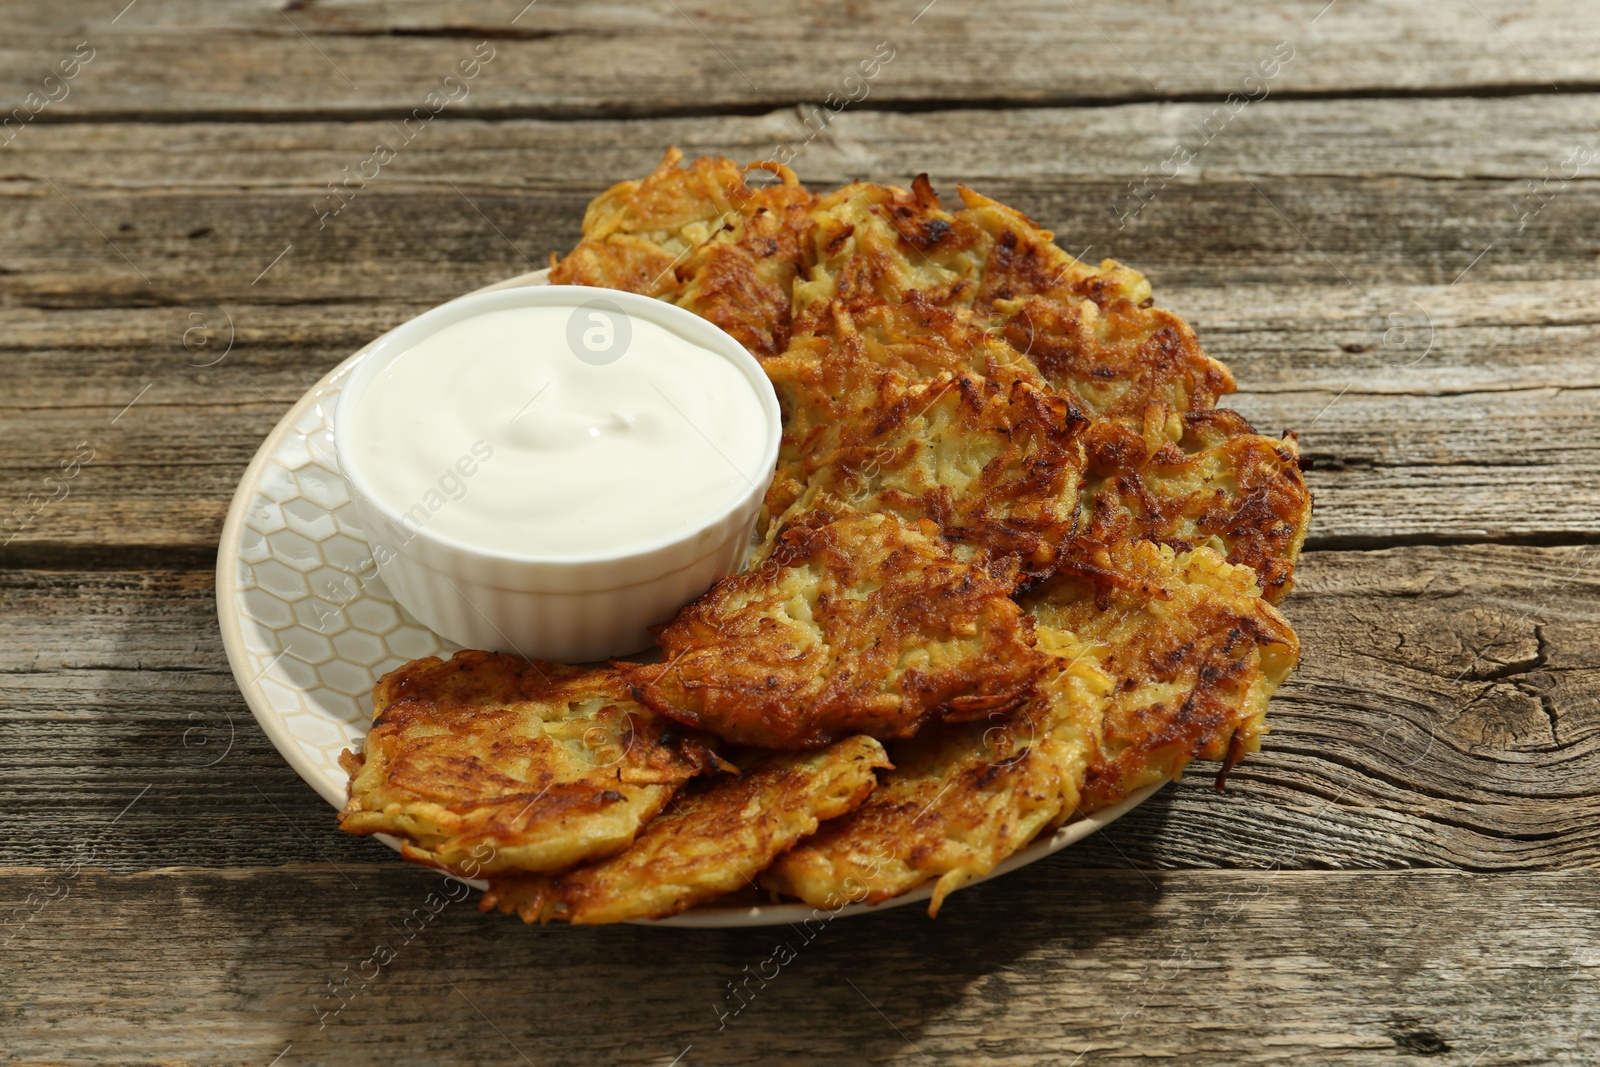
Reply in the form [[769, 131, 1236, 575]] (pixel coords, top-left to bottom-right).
[[254, 789, 1179, 1066]]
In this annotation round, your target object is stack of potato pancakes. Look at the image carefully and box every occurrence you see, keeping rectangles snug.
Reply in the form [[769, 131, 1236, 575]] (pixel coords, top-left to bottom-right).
[[336, 149, 1311, 924]]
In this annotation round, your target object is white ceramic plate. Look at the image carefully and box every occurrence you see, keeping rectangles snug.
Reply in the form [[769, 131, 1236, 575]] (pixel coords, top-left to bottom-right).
[[217, 268, 1167, 928]]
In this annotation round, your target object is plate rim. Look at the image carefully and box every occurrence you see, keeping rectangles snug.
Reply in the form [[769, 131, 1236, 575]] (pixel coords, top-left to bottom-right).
[[216, 268, 555, 808], [215, 267, 1168, 928]]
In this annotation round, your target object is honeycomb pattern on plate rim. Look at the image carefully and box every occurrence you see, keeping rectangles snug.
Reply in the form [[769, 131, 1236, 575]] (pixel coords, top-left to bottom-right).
[[231, 374, 455, 798]]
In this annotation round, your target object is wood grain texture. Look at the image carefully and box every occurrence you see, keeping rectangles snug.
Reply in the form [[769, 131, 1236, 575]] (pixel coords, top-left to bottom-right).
[[4, 99, 1600, 549], [8, 96, 1600, 308], [5, 281, 1595, 550], [2, 544, 1594, 873], [1, 0, 1597, 119], [3, 867, 1597, 1066], [4, 1, 1599, 1060]]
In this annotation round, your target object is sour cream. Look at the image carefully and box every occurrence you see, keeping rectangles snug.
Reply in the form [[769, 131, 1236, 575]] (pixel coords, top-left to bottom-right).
[[341, 302, 773, 560]]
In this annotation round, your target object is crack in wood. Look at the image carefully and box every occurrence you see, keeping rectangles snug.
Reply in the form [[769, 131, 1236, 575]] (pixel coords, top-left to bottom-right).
[[18, 82, 1600, 127]]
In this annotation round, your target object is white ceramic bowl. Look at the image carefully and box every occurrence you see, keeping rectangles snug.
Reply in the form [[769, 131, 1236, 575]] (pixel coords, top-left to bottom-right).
[[332, 285, 781, 662]]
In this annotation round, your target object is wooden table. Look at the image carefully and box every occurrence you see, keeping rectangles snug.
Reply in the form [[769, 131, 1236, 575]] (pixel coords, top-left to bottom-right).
[[4, 2, 1597, 1063]]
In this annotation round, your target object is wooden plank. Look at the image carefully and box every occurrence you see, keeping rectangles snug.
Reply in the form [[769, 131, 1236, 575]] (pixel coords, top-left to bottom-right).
[[7, 96, 1600, 307], [0, 165, 1579, 314], [2, 99, 1599, 549], [3, 282, 1597, 550], [1178, 281, 1600, 548], [1, 545, 1595, 871], [3, 866, 1596, 1065], [13, 92, 1599, 188], [2, 0, 1598, 120]]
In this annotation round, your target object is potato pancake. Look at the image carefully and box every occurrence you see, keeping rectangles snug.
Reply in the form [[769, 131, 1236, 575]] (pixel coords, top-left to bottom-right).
[[793, 178, 1206, 391], [792, 176, 990, 332], [955, 185, 1154, 313], [670, 185, 817, 359], [630, 511, 1046, 750], [767, 544, 1298, 916], [1026, 540, 1301, 810], [549, 147, 816, 358], [338, 651, 726, 874], [480, 735, 889, 923], [1080, 410, 1311, 603], [762, 295, 1050, 520], [767, 373, 1087, 580], [993, 294, 1234, 418], [950, 185, 1236, 423], [763, 626, 1110, 916]]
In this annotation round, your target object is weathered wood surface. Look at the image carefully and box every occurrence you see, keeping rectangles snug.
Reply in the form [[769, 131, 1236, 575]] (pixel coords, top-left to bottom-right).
[[2, 0, 1597, 119], [3, 544, 1594, 872], [4, 99, 1600, 550], [4, 867, 1597, 1066], [8, 97, 1600, 306], [6, 282, 1596, 551], [4, 0, 1599, 1062]]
